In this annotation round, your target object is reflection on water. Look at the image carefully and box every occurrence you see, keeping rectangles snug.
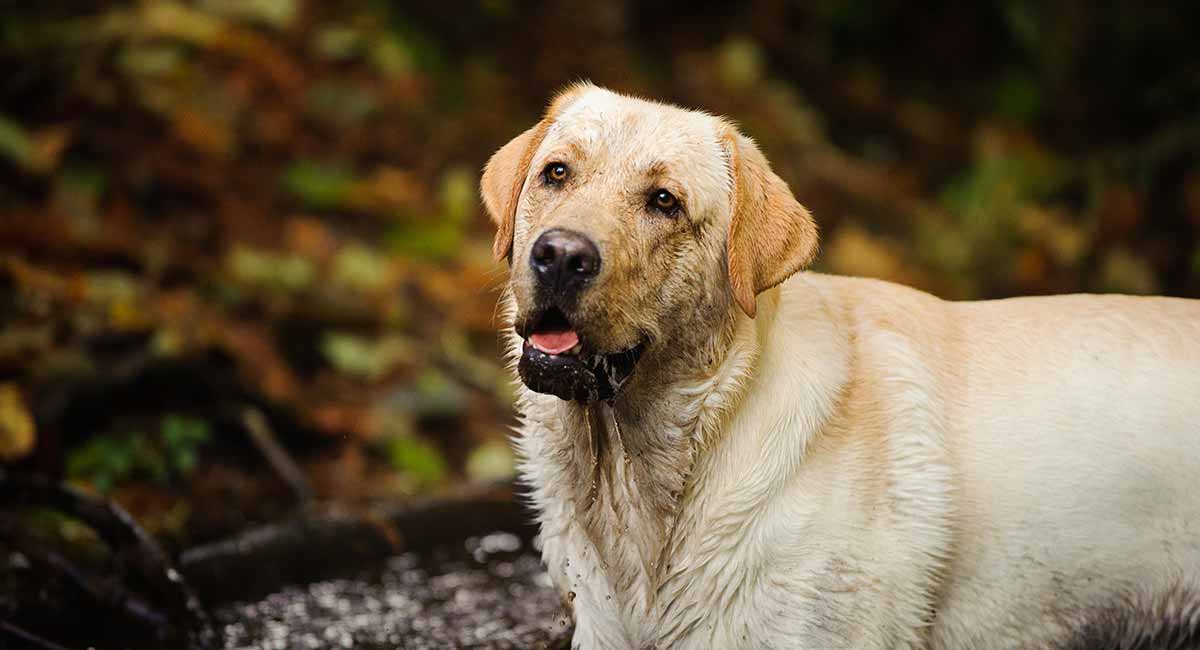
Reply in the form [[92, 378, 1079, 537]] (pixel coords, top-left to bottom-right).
[[215, 532, 570, 649]]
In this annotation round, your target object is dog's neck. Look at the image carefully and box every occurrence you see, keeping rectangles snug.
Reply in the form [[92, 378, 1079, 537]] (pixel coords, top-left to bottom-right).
[[518, 291, 776, 607]]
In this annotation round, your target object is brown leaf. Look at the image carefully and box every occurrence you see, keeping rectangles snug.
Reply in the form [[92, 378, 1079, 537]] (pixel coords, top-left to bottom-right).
[[1097, 186, 1143, 242], [0, 383, 36, 461]]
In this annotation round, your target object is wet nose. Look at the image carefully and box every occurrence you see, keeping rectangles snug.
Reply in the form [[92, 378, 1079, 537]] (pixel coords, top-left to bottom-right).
[[530, 229, 600, 296]]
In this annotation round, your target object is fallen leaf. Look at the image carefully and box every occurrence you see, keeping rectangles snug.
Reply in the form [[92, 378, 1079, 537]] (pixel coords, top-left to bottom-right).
[[0, 383, 35, 461]]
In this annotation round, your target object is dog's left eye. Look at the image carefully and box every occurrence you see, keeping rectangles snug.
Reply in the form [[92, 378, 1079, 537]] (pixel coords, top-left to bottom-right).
[[649, 189, 680, 214], [543, 162, 569, 185]]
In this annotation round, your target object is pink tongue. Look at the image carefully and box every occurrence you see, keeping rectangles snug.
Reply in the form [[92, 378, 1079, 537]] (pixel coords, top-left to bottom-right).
[[529, 330, 580, 355]]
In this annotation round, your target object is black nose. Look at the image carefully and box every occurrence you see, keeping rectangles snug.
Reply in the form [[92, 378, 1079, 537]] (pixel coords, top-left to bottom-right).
[[530, 229, 600, 297]]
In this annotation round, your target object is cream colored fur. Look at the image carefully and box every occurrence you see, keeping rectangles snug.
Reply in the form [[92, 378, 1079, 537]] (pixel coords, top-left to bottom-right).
[[483, 84, 1200, 649]]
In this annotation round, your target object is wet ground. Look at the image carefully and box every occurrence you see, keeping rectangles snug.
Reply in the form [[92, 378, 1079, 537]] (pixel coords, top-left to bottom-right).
[[213, 532, 571, 649]]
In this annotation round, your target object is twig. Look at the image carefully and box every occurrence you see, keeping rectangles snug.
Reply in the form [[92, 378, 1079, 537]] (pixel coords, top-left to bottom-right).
[[1, 618, 74, 650], [242, 406, 315, 504], [9, 536, 169, 629], [0, 472, 215, 648]]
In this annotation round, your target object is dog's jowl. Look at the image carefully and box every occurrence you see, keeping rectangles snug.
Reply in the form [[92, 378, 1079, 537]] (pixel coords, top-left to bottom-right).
[[481, 83, 1200, 649]]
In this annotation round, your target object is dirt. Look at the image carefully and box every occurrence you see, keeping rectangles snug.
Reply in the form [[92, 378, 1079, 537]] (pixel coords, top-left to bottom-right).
[[213, 532, 571, 650]]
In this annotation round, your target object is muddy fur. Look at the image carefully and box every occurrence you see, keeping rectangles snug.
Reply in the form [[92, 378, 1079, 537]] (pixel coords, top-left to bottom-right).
[[1060, 586, 1200, 650]]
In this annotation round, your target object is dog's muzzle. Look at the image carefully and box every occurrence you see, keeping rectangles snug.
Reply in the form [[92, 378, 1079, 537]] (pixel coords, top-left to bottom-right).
[[518, 337, 647, 403], [515, 301, 647, 403], [517, 228, 646, 402]]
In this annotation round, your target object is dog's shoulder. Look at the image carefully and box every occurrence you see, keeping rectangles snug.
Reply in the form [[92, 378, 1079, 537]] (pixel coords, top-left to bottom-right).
[[781, 273, 951, 339]]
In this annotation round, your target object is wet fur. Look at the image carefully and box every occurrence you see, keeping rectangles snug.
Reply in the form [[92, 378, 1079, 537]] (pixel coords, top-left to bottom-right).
[[483, 85, 1200, 649], [1065, 585, 1200, 649]]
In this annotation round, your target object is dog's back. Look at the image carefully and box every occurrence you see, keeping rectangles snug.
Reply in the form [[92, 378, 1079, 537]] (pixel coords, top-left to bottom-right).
[[769, 275, 1200, 646], [820, 278, 1200, 648]]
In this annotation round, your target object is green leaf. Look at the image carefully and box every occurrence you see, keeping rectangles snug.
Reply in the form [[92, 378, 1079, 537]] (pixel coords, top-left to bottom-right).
[[136, 434, 170, 484], [0, 115, 34, 170], [412, 368, 469, 418], [385, 435, 447, 488], [466, 441, 515, 483], [311, 25, 364, 61], [162, 414, 211, 446], [228, 245, 317, 293], [161, 414, 211, 477], [718, 37, 765, 88], [84, 271, 140, 305], [994, 71, 1042, 122], [332, 245, 392, 291], [52, 168, 107, 220], [368, 35, 416, 78], [66, 434, 140, 493], [321, 332, 412, 380], [1098, 248, 1158, 295], [438, 167, 476, 223], [117, 44, 187, 78], [305, 82, 379, 126], [385, 221, 463, 260], [280, 161, 357, 210], [201, 0, 297, 29]]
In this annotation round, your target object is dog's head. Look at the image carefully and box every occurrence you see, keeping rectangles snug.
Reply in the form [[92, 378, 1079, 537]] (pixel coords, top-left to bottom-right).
[[482, 84, 818, 402]]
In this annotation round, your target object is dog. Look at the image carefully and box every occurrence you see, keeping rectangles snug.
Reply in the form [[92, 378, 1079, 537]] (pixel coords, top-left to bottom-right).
[[480, 83, 1200, 649]]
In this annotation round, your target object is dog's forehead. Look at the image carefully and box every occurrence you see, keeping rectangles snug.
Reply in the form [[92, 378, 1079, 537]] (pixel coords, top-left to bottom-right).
[[546, 90, 725, 172]]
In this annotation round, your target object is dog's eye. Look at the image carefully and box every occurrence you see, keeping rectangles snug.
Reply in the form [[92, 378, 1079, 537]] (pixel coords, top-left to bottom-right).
[[543, 162, 569, 185], [649, 189, 680, 214]]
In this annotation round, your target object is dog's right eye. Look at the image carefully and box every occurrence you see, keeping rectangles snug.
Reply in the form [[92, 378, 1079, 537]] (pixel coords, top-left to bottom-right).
[[543, 162, 569, 185]]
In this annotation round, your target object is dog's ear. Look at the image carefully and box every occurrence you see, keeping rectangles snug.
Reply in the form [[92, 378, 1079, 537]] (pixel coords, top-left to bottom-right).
[[481, 83, 593, 262], [724, 129, 819, 317], [481, 120, 551, 262]]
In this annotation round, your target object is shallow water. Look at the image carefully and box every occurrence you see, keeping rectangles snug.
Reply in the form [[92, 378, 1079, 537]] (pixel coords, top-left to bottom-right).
[[213, 532, 571, 649]]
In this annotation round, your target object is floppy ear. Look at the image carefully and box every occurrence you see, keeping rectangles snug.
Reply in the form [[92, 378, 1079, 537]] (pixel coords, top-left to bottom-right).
[[480, 120, 551, 262], [724, 130, 819, 317], [481, 82, 594, 262]]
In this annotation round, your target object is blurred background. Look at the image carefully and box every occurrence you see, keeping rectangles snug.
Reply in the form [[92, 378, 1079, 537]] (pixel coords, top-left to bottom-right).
[[1, 0, 1199, 553]]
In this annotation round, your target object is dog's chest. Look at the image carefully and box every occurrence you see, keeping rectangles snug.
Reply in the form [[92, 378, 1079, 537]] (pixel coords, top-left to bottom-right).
[[541, 480, 871, 650], [541, 491, 743, 648]]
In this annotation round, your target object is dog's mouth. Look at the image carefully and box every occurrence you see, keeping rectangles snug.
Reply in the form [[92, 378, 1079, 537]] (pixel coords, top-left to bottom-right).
[[517, 306, 647, 403]]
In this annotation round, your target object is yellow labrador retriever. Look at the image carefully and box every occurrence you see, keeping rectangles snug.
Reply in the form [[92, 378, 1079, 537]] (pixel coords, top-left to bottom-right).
[[481, 83, 1200, 649]]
